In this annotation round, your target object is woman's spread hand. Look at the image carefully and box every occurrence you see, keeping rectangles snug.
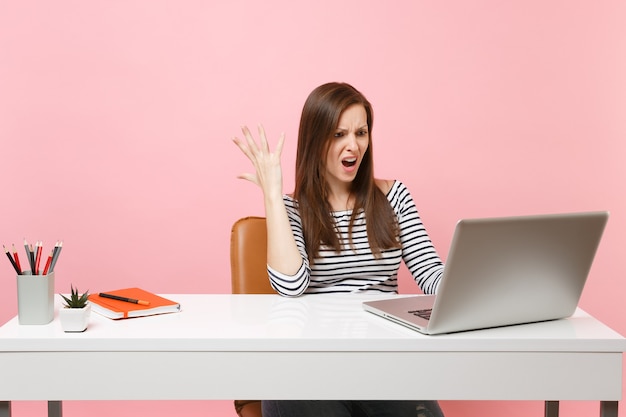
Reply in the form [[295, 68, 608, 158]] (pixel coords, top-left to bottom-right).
[[233, 124, 285, 199]]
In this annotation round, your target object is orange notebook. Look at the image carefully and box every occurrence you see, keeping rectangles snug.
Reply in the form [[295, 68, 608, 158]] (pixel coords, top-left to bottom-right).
[[88, 287, 181, 319]]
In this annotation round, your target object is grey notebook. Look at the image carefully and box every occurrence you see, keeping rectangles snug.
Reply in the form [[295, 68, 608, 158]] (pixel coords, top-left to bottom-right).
[[363, 211, 609, 335]]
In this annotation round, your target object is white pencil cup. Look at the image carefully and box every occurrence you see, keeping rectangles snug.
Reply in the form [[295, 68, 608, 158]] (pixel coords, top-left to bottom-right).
[[16, 271, 55, 325]]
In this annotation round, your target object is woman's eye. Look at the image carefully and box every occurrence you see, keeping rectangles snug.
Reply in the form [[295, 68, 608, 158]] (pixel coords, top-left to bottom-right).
[[334, 131, 344, 138], [358, 130, 368, 136]]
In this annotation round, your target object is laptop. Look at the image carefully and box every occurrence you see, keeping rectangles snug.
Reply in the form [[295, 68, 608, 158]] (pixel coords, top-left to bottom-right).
[[363, 211, 609, 335]]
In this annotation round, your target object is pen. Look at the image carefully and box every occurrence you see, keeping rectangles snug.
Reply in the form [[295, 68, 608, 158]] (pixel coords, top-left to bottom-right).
[[3, 245, 21, 275], [99, 293, 150, 306], [12, 244, 22, 273]]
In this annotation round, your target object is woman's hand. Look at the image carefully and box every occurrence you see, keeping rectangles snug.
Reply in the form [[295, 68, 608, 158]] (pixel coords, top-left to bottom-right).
[[232, 125, 286, 200]]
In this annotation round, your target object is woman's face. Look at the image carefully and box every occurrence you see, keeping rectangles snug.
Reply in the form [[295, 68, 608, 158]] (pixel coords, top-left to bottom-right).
[[323, 104, 370, 189]]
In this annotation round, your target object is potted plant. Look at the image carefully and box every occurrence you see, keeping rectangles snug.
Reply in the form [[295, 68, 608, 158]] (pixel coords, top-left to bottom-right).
[[59, 285, 91, 332]]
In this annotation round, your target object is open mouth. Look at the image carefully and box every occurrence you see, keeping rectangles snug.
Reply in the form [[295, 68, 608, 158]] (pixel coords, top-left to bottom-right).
[[342, 158, 357, 167]]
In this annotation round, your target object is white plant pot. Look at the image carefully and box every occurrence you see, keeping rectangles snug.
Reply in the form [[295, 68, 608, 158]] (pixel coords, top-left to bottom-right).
[[59, 303, 91, 332]]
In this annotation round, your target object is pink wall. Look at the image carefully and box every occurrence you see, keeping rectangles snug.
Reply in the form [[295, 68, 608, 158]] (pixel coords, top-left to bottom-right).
[[1, 1, 624, 416]]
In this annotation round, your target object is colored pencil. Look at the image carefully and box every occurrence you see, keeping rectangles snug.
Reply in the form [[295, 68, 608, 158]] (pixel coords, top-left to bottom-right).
[[34, 241, 43, 275], [49, 241, 63, 273], [24, 239, 34, 273], [42, 249, 53, 275], [3, 245, 21, 275], [12, 244, 21, 272]]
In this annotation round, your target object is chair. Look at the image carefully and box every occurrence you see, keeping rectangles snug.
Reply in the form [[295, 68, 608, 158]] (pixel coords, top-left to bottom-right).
[[230, 216, 275, 417], [230, 216, 275, 295]]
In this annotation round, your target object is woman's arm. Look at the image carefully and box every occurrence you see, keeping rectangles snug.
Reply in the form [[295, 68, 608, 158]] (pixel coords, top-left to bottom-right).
[[391, 182, 445, 294], [233, 125, 303, 277], [266, 197, 311, 296]]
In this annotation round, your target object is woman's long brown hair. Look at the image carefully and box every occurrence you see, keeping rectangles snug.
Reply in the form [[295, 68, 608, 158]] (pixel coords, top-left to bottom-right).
[[293, 82, 400, 263]]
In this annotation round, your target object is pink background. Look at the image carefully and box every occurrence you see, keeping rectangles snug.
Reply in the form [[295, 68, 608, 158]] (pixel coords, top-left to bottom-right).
[[1, 1, 624, 416]]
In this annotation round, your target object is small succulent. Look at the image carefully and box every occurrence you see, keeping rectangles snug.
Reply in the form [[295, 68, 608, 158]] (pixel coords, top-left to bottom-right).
[[60, 285, 90, 309]]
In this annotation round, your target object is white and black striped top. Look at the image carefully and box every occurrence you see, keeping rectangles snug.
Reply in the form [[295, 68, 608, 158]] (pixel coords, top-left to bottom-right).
[[268, 180, 444, 297]]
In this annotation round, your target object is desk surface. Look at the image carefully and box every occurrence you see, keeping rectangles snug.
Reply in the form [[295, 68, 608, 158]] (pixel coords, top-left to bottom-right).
[[0, 294, 624, 352], [1, 294, 625, 402]]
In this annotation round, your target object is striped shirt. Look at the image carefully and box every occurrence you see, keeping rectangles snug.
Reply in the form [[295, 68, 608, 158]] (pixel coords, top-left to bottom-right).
[[268, 180, 444, 297]]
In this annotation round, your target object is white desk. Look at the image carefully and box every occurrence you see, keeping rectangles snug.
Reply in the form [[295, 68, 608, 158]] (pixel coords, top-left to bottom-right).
[[0, 294, 624, 417]]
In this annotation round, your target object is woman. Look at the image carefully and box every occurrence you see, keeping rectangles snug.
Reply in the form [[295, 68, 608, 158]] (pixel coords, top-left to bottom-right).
[[233, 82, 445, 417]]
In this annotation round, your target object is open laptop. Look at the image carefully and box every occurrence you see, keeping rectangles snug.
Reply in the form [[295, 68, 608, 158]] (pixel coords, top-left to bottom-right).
[[363, 211, 609, 335]]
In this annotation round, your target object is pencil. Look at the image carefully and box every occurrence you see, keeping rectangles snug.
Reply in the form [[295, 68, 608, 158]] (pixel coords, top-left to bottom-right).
[[42, 249, 53, 275], [3, 245, 21, 275], [29, 244, 35, 273], [98, 293, 150, 306], [12, 244, 21, 273], [34, 241, 42, 275], [24, 239, 34, 273], [49, 241, 63, 273]]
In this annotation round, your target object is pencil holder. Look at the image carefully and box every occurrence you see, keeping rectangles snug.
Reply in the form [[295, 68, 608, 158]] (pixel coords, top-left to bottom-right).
[[16, 271, 55, 325]]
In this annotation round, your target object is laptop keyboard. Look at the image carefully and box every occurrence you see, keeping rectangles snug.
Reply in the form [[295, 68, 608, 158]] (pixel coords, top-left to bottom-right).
[[408, 309, 432, 320]]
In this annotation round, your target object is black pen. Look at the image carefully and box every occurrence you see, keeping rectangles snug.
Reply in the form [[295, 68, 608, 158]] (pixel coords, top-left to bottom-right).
[[99, 293, 150, 306]]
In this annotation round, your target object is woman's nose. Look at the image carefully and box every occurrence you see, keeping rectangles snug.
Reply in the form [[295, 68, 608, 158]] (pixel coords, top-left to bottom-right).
[[345, 134, 358, 150]]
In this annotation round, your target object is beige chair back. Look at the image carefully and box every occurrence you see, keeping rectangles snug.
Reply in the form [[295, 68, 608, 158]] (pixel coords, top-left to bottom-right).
[[230, 216, 275, 294]]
